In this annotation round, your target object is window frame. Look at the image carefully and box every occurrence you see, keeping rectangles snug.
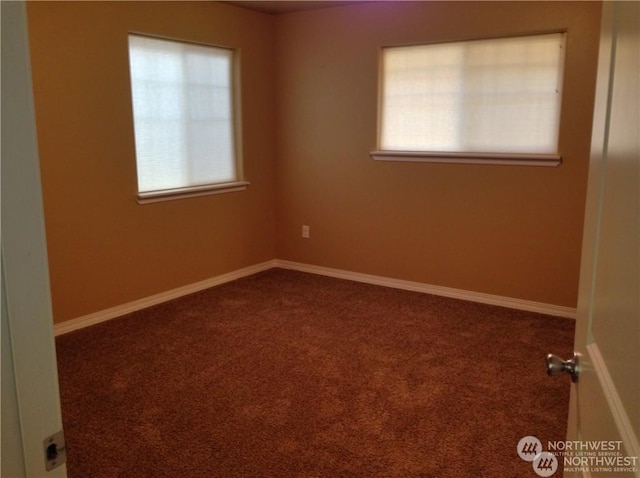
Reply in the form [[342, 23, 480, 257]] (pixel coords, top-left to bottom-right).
[[371, 32, 566, 167], [127, 33, 248, 204]]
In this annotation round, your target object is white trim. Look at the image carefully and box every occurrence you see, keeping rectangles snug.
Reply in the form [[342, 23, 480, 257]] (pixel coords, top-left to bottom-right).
[[587, 342, 640, 475], [54, 258, 576, 336], [274, 260, 576, 319], [370, 151, 562, 167], [137, 181, 250, 204], [53, 260, 277, 336]]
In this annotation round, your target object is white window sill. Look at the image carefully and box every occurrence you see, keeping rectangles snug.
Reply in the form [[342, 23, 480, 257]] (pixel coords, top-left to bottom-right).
[[370, 151, 562, 167], [137, 181, 250, 204]]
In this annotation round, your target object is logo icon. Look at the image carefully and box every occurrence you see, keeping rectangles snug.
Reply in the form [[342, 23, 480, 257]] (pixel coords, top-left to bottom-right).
[[533, 452, 559, 477], [517, 436, 542, 462], [517, 436, 559, 476]]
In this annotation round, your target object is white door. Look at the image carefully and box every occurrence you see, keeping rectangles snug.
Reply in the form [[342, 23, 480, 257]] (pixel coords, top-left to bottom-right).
[[1, 2, 67, 477], [564, 1, 639, 477]]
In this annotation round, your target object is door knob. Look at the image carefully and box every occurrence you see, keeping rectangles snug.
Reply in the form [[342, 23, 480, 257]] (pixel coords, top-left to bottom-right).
[[546, 352, 580, 383]]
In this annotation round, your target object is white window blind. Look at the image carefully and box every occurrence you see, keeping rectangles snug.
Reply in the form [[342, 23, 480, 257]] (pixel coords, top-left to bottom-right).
[[378, 33, 566, 159], [128, 35, 241, 197]]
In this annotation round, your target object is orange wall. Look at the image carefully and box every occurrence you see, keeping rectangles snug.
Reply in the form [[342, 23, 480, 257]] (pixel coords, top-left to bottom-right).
[[28, 1, 601, 324], [274, 1, 601, 308], [27, 1, 277, 323]]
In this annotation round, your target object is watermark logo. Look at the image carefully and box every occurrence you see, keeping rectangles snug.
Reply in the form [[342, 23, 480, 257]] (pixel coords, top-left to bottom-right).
[[517, 435, 639, 476], [517, 436, 542, 462], [533, 451, 559, 477], [517, 436, 558, 477]]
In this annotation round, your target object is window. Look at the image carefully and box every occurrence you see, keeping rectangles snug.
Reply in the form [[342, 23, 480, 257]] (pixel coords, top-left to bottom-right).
[[128, 34, 247, 203], [372, 33, 566, 166]]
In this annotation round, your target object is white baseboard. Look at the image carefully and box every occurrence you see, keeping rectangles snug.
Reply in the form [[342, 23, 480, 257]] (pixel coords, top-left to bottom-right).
[[54, 258, 576, 336], [53, 260, 277, 336], [274, 260, 577, 319]]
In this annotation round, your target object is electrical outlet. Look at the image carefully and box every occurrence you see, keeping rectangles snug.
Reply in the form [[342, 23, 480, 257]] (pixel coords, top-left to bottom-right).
[[302, 225, 310, 238]]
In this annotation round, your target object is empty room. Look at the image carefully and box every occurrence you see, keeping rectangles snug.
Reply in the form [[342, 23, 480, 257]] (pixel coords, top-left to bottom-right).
[[3, 1, 638, 477]]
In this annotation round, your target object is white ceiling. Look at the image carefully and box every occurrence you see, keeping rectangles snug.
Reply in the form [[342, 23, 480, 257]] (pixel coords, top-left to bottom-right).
[[223, 1, 367, 14]]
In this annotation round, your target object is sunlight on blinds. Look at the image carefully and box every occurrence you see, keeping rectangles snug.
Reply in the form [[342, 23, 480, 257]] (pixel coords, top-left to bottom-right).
[[380, 33, 565, 154], [129, 35, 236, 193]]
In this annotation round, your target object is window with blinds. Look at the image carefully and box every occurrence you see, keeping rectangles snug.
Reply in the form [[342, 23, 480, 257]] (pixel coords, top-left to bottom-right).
[[373, 33, 566, 166], [128, 35, 246, 202]]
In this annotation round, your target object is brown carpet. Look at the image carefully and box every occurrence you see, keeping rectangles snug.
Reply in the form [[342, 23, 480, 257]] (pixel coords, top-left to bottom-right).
[[56, 268, 574, 477]]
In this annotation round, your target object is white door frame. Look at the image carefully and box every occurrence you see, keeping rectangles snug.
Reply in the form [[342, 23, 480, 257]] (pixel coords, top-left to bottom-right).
[[1, 2, 67, 477], [566, 1, 639, 477]]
